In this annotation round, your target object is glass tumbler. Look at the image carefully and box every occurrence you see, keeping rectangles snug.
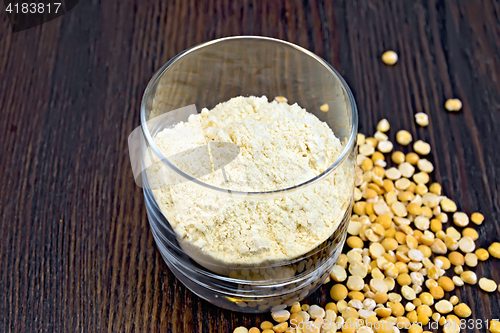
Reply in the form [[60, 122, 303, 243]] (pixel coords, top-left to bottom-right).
[[137, 36, 358, 313]]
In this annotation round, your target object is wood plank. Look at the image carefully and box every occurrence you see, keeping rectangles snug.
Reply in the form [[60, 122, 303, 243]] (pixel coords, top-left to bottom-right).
[[0, 1, 499, 332]]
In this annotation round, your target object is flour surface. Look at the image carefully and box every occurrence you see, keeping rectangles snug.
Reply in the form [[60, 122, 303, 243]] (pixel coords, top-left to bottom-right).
[[150, 96, 352, 272]]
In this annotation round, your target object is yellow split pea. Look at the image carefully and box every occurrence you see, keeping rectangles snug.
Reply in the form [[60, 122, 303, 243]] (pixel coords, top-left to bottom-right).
[[415, 112, 429, 127], [235, 121, 495, 333], [274, 96, 288, 103], [445, 98, 462, 112], [382, 51, 398, 65], [396, 130, 413, 146], [377, 118, 390, 132]]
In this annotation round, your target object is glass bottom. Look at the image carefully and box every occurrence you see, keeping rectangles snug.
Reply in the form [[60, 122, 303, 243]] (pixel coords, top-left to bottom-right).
[[144, 187, 351, 313]]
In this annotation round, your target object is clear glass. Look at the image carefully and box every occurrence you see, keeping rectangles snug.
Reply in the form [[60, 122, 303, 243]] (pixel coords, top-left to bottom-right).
[[139, 36, 358, 312]]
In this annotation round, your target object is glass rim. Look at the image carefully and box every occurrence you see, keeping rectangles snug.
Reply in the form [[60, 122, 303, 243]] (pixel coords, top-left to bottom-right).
[[140, 35, 358, 197]]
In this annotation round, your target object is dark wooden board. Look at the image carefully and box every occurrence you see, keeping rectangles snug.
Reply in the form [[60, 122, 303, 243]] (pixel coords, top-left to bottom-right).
[[1, 0, 499, 332]]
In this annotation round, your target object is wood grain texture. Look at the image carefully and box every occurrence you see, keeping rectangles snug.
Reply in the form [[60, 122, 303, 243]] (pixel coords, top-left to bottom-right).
[[1, 0, 499, 332]]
